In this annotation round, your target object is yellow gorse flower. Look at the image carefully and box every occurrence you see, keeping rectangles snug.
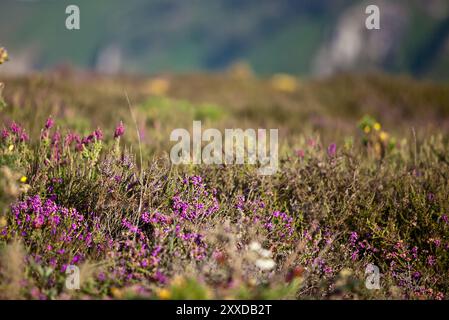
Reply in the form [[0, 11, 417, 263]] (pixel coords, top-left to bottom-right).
[[8, 144, 14, 152], [374, 122, 381, 131], [364, 126, 371, 134], [156, 288, 171, 300], [20, 176, 27, 183], [379, 131, 389, 142], [110, 287, 123, 299]]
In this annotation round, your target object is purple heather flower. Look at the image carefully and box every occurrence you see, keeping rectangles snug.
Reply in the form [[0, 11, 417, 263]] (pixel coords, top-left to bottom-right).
[[327, 143, 337, 157], [307, 138, 316, 148], [10, 122, 21, 134], [97, 272, 106, 282], [154, 271, 167, 284], [1, 128, 9, 139], [141, 212, 151, 223], [191, 175, 202, 186], [50, 215, 60, 226], [71, 255, 81, 264], [94, 128, 103, 140], [75, 143, 84, 152], [235, 195, 245, 210], [412, 271, 421, 280], [45, 117, 54, 130], [138, 127, 146, 140], [349, 231, 358, 246], [265, 222, 273, 231], [427, 255, 436, 266], [51, 130, 61, 145], [296, 149, 305, 158], [19, 131, 29, 142], [64, 132, 81, 147], [44, 199, 58, 215], [28, 195, 43, 212], [434, 239, 442, 247], [33, 215, 45, 228], [49, 258, 57, 268], [351, 250, 359, 261], [411, 246, 418, 259], [140, 259, 149, 268], [122, 218, 139, 233], [151, 245, 162, 257], [7, 121, 30, 142], [81, 135, 94, 145], [114, 121, 125, 138]]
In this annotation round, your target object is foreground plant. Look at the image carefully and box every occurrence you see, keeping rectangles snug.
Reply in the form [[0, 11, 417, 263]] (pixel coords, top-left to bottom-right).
[[0, 107, 449, 300]]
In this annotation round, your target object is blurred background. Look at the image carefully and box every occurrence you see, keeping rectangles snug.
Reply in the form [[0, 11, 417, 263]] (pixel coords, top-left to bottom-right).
[[1, 0, 449, 80]]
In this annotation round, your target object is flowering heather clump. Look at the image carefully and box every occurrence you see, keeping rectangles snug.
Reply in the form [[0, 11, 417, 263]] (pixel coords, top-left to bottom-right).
[[140, 176, 221, 263], [327, 143, 336, 158], [172, 175, 219, 221], [346, 229, 448, 299], [264, 210, 294, 241], [1, 122, 29, 143], [1, 195, 108, 269]]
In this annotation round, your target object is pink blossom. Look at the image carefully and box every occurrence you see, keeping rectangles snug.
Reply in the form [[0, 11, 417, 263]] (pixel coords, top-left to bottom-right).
[[114, 121, 125, 138]]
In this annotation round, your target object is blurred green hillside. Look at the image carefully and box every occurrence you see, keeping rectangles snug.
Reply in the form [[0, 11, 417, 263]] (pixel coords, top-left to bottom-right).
[[1, 0, 449, 79]]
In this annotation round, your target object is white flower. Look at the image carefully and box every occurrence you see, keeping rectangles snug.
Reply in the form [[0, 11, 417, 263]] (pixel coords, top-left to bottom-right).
[[255, 258, 276, 271], [249, 241, 261, 252], [259, 248, 272, 258]]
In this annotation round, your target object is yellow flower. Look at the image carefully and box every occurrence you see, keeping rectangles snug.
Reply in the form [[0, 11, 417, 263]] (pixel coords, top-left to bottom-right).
[[0, 217, 7, 228], [20, 176, 27, 183], [110, 287, 123, 299], [156, 288, 171, 300], [373, 122, 381, 131], [8, 144, 14, 152], [379, 131, 389, 142], [364, 126, 371, 134], [271, 74, 298, 93]]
